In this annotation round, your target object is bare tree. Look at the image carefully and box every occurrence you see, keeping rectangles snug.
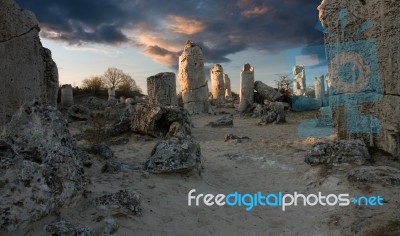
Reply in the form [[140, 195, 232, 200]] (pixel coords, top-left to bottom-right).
[[102, 67, 126, 88], [118, 74, 142, 94], [274, 74, 292, 98], [81, 76, 104, 94]]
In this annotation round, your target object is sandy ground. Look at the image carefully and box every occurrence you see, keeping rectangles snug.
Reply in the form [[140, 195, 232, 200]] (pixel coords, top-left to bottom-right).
[[8, 109, 400, 236]]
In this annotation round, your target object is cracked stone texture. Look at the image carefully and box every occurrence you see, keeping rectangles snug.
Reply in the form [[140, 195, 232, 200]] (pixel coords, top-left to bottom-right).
[[0, 101, 85, 232], [147, 72, 178, 106], [0, 0, 59, 129], [210, 64, 225, 105], [178, 40, 211, 114], [318, 0, 400, 158]]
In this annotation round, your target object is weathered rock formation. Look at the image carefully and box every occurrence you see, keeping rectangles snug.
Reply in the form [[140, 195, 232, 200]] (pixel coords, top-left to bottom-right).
[[68, 105, 90, 120], [258, 102, 286, 125], [0, 0, 59, 128], [60, 84, 74, 107], [314, 75, 326, 101], [223, 74, 232, 100], [348, 166, 400, 186], [178, 40, 211, 114], [305, 140, 371, 165], [210, 64, 225, 104], [254, 81, 282, 102], [292, 65, 306, 96], [44, 220, 94, 236], [147, 72, 178, 106], [207, 115, 234, 128], [131, 104, 192, 138], [108, 87, 116, 101], [0, 101, 85, 232], [318, 0, 400, 158], [145, 136, 202, 173], [238, 64, 255, 112]]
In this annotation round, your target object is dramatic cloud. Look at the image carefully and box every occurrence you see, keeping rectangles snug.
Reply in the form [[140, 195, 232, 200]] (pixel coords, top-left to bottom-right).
[[165, 15, 206, 35], [16, 0, 324, 68]]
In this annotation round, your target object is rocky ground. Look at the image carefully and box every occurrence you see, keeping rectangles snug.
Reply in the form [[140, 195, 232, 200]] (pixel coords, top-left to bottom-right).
[[6, 106, 400, 236]]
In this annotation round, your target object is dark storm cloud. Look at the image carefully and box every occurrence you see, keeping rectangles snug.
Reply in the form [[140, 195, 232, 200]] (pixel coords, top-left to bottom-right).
[[16, 0, 324, 67]]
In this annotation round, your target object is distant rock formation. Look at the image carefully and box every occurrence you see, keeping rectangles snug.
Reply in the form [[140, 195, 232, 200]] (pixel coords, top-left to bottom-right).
[[178, 40, 212, 114], [147, 72, 178, 106], [0, 0, 59, 128], [223, 74, 232, 100], [210, 64, 225, 105], [238, 63, 255, 112], [292, 65, 306, 96], [60, 84, 74, 107]]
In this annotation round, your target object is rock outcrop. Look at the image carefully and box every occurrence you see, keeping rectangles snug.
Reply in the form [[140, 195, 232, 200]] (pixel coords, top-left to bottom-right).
[[258, 102, 286, 125], [0, 101, 85, 232], [147, 72, 178, 106], [210, 64, 225, 105], [131, 104, 191, 138], [318, 0, 400, 158], [178, 40, 211, 114], [305, 140, 371, 166], [207, 115, 234, 128], [145, 136, 202, 173], [238, 63, 255, 112], [0, 0, 59, 128]]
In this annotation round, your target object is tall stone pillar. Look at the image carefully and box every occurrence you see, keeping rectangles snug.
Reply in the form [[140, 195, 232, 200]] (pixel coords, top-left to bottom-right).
[[223, 74, 232, 100], [60, 84, 73, 107], [238, 63, 254, 112], [314, 75, 326, 100], [178, 40, 211, 114], [210, 64, 225, 104], [147, 72, 178, 106], [292, 65, 306, 96]]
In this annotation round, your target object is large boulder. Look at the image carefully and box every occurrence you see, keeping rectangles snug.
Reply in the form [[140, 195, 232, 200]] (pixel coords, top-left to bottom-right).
[[305, 140, 371, 166], [145, 136, 202, 173], [0, 0, 59, 129], [258, 102, 286, 125], [0, 101, 85, 232], [254, 81, 282, 102], [131, 104, 191, 138]]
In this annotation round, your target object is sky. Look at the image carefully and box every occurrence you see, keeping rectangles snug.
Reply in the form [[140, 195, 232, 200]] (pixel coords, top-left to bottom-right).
[[15, 0, 328, 94]]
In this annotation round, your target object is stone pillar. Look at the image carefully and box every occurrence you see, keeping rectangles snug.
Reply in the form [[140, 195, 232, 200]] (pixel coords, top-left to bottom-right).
[[120, 96, 125, 103], [108, 87, 116, 101], [60, 84, 73, 107], [223, 74, 232, 100], [210, 64, 225, 104], [147, 72, 178, 106], [314, 75, 326, 100], [238, 63, 254, 112], [292, 65, 306, 96], [0, 0, 59, 128], [318, 0, 400, 157], [178, 40, 211, 114]]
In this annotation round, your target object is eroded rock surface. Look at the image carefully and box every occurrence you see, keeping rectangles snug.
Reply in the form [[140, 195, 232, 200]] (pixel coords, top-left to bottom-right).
[[131, 104, 191, 138], [305, 140, 371, 166], [348, 166, 400, 186], [145, 136, 202, 173], [147, 72, 178, 106], [0, 101, 85, 232]]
